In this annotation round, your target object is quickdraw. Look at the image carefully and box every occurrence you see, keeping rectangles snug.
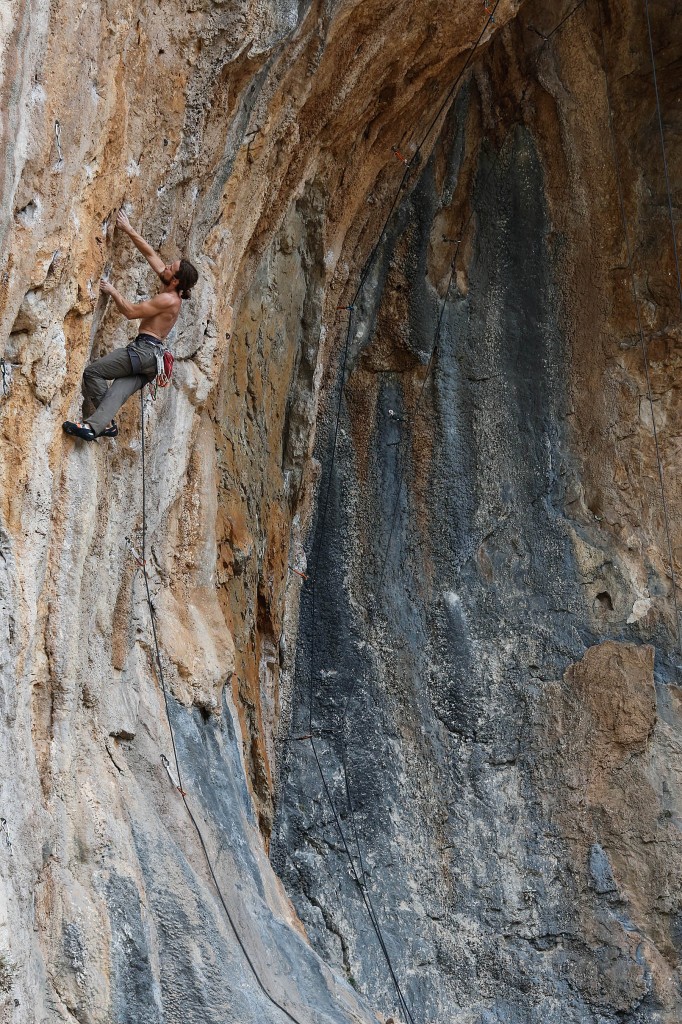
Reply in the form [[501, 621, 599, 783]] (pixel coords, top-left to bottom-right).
[[157, 349, 174, 388], [161, 754, 187, 797], [124, 536, 145, 568], [0, 818, 12, 856]]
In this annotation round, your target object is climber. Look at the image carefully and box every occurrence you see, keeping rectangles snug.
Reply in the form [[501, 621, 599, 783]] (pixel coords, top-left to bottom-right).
[[62, 211, 198, 441]]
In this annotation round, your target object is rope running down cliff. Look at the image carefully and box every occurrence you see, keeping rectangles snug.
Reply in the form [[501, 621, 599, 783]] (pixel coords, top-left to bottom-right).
[[302, 6, 576, 1024], [304, 2, 622, 1018], [304, 6, 504, 1019], [596, 0, 682, 659], [307, 3, 505, 1016], [335, 0, 598, 958], [643, 0, 682, 312], [138, 392, 309, 1024], [129, 13, 504, 1024]]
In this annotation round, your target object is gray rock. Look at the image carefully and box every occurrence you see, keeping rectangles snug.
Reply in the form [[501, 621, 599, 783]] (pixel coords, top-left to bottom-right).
[[588, 844, 618, 896]]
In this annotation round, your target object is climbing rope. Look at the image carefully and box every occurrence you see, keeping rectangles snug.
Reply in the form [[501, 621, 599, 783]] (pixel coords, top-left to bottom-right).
[[305, 6, 502, 1022], [540, 0, 587, 42], [643, 0, 682, 311], [336, 135, 515, 988], [348, 0, 504, 311], [304, 1, 614, 1019], [137, 392, 309, 1024], [596, 0, 682, 658]]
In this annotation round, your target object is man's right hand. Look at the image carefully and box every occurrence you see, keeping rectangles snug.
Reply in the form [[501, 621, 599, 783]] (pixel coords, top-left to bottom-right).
[[115, 211, 164, 274]]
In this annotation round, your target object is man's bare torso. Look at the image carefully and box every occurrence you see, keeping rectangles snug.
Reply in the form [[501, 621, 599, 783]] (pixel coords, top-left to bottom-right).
[[139, 292, 182, 341]]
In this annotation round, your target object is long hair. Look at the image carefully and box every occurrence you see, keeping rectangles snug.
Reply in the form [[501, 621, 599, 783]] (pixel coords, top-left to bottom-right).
[[176, 259, 199, 300]]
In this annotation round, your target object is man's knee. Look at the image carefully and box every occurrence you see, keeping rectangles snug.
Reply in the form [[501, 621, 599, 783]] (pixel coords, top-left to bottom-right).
[[83, 361, 110, 397]]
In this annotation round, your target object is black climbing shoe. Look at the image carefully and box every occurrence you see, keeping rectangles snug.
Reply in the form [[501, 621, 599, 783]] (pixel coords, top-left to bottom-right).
[[101, 422, 118, 438], [63, 420, 97, 441]]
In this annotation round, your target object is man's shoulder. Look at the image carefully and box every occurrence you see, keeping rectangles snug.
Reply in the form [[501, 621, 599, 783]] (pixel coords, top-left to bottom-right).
[[156, 290, 181, 308]]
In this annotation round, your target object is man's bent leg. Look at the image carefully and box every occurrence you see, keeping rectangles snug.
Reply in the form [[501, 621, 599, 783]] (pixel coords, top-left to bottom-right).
[[82, 347, 135, 420], [87, 374, 151, 435]]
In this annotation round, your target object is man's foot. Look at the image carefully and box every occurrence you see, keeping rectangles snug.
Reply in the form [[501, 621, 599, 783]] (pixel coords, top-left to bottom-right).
[[101, 422, 118, 438], [62, 420, 97, 441]]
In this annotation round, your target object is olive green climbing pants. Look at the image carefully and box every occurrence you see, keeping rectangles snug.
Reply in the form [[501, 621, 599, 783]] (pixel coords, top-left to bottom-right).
[[82, 336, 158, 436]]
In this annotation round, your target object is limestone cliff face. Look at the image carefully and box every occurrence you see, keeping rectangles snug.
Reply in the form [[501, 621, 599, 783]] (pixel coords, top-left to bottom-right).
[[0, 0, 681, 1022], [273, 1, 682, 1021]]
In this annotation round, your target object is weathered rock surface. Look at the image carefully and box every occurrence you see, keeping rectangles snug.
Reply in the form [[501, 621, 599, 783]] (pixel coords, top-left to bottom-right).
[[273, 2, 682, 1022], [0, 0, 681, 1021]]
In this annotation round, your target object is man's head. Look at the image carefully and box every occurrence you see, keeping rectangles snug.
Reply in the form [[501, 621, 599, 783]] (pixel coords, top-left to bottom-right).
[[162, 259, 199, 299]]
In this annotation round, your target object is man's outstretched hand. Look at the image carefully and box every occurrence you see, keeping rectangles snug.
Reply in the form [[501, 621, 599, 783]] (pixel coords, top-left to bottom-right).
[[100, 279, 114, 296], [112, 209, 162, 273]]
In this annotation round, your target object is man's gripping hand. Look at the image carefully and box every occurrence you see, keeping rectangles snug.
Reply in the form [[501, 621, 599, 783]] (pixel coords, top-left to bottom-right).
[[113, 212, 164, 275], [100, 279, 115, 296]]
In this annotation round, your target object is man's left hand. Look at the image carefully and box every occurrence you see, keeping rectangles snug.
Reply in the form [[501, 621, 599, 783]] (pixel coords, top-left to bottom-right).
[[100, 279, 114, 296]]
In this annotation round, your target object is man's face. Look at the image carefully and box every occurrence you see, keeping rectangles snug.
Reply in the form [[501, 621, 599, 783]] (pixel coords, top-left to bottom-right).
[[162, 260, 181, 283]]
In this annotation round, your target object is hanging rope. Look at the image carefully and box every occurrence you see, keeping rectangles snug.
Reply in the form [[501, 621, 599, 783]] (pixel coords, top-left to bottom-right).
[[339, 12, 563, 898], [305, 2, 620, 1018], [643, 0, 682, 311], [596, 0, 682, 657], [342, 6, 682, 908], [541, 0, 587, 42], [303, 4, 506, 1017], [349, 1, 504, 310], [137, 392, 309, 1024], [336, 131, 515, 957]]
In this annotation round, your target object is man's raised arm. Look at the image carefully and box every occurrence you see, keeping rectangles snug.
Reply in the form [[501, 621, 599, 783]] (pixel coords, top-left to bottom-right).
[[99, 280, 175, 320], [116, 211, 166, 277]]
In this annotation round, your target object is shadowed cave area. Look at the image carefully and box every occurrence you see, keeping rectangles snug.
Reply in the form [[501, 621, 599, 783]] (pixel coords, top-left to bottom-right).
[[272, 10, 682, 1024]]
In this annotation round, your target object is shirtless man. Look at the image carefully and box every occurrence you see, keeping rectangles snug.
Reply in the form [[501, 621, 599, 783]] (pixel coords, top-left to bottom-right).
[[63, 211, 198, 441]]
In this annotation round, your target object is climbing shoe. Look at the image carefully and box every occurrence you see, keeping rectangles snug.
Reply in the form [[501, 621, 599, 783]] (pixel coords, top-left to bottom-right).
[[62, 420, 97, 441], [101, 422, 119, 438]]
